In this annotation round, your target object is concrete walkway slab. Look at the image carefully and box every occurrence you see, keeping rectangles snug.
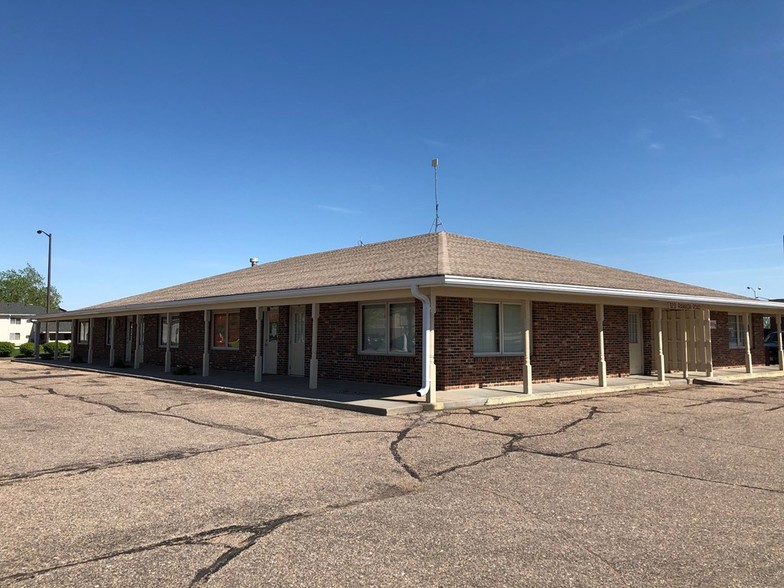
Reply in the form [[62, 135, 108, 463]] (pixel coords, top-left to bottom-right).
[[14, 358, 784, 415]]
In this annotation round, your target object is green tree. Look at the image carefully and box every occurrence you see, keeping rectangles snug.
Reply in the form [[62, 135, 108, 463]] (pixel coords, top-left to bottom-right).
[[0, 264, 62, 309]]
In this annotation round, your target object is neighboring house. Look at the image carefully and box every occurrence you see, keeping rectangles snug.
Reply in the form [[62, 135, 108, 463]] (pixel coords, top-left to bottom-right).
[[0, 302, 71, 344], [36, 232, 784, 402]]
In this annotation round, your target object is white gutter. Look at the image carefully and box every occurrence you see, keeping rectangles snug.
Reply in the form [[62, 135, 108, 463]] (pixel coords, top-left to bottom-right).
[[443, 276, 784, 311], [410, 285, 431, 398], [33, 273, 784, 323], [32, 276, 446, 321]]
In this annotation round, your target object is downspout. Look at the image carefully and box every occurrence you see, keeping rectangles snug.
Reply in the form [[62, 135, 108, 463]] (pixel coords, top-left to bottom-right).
[[410, 285, 431, 398]]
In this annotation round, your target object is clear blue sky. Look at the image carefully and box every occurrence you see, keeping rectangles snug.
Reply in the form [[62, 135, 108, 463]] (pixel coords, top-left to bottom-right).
[[2, 0, 783, 309]]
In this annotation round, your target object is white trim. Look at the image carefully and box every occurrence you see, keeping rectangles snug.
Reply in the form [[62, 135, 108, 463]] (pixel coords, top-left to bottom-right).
[[31, 273, 784, 323]]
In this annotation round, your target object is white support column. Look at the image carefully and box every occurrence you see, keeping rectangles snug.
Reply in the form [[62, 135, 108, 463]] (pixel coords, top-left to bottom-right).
[[87, 318, 95, 364], [164, 312, 172, 373], [254, 306, 263, 383], [523, 299, 533, 394], [69, 321, 75, 360], [655, 308, 666, 382], [202, 310, 211, 377], [777, 314, 784, 371], [744, 312, 753, 374], [682, 312, 689, 380], [597, 304, 607, 387], [309, 303, 320, 389], [133, 314, 142, 369], [109, 317, 116, 367], [703, 310, 713, 377], [33, 323, 40, 358], [54, 322, 60, 359]]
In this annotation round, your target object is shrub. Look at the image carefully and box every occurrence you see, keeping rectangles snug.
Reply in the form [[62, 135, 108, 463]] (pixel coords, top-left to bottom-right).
[[42, 341, 69, 356], [173, 364, 194, 375], [18, 342, 35, 357], [0, 341, 15, 357]]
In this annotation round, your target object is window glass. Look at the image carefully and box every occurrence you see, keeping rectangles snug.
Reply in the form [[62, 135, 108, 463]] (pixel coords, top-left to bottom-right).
[[78, 321, 89, 344], [728, 314, 745, 349], [362, 304, 387, 352], [503, 304, 523, 353], [293, 310, 305, 344], [228, 313, 240, 348], [390, 303, 415, 353], [628, 313, 639, 344], [473, 303, 499, 353], [160, 315, 180, 347], [213, 313, 227, 347]]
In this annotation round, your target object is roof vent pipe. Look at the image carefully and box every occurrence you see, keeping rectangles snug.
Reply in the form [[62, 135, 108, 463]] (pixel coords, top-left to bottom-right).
[[249, 258, 258, 267]]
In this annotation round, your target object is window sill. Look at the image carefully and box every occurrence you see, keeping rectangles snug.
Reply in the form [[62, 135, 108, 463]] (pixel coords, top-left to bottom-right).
[[359, 351, 416, 357]]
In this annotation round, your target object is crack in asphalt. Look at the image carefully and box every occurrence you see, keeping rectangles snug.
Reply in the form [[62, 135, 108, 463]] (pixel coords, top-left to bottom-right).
[[0, 429, 403, 487], [389, 417, 427, 481], [0, 517, 305, 584], [2, 484, 422, 584], [46, 387, 279, 441], [561, 454, 784, 495], [189, 514, 306, 586], [425, 406, 606, 478], [683, 394, 769, 408], [0, 440, 269, 486]]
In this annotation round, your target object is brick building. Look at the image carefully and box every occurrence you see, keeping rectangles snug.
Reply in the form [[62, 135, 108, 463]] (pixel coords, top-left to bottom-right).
[[36, 232, 784, 403]]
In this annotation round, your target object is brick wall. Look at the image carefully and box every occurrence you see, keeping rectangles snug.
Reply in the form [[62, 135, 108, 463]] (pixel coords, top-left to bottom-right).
[[434, 298, 630, 389], [642, 308, 653, 375], [711, 311, 766, 368], [314, 301, 422, 387]]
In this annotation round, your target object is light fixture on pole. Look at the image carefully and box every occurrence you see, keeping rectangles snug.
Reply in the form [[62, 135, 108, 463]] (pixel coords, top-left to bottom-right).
[[746, 286, 761, 300], [36, 230, 52, 343]]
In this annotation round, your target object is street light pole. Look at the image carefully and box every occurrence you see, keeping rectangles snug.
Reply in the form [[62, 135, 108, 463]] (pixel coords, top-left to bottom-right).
[[36, 230, 52, 343]]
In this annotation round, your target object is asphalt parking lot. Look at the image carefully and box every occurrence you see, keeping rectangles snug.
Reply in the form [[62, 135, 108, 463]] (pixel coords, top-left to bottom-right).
[[1, 361, 782, 587]]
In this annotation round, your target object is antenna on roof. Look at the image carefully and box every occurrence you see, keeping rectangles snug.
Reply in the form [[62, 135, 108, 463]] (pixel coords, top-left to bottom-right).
[[429, 158, 445, 233]]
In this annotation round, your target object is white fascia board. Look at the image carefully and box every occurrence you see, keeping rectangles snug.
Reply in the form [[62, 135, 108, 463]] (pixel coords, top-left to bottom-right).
[[443, 275, 784, 311], [31, 276, 446, 321]]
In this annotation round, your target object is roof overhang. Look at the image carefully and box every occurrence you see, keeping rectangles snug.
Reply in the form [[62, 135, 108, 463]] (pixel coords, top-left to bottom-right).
[[32, 274, 784, 322], [443, 276, 784, 311]]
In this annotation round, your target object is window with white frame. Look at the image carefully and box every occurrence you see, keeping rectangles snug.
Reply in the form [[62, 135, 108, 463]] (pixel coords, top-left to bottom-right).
[[728, 314, 745, 349], [212, 311, 239, 349], [160, 314, 180, 347], [360, 302, 415, 354], [10, 317, 22, 325], [9, 333, 20, 341], [473, 302, 523, 354], [78, 320, 90, 344], [105, 318, 112, 346]]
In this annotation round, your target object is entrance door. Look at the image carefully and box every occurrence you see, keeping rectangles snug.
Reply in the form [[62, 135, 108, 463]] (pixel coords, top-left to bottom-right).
[[629, 309, 643, 374], [289, 305, 305, 376], [263, 309, 279, 374]]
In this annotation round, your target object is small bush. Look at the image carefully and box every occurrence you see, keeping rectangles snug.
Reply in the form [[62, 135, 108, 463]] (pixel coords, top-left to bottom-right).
[[18, 342, 35, 357], [173, 364, 194, 375], [0, 342, 16, 357], [42, 342, 69, 357]]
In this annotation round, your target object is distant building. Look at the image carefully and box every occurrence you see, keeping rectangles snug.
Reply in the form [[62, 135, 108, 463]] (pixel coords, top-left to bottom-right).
[[0, 302, 71, 343]]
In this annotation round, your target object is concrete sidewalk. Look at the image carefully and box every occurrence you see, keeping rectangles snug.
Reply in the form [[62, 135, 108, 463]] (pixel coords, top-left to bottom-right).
[[13, 357, 784, 415]]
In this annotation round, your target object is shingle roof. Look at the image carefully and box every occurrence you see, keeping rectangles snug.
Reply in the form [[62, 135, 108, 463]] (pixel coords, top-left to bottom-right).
[[0, 302, 48, 315], [81, 232, 747, 312]]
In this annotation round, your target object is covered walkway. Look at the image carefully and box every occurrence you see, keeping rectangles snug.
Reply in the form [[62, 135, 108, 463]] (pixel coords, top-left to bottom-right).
[[16, 358, 784, 416]]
